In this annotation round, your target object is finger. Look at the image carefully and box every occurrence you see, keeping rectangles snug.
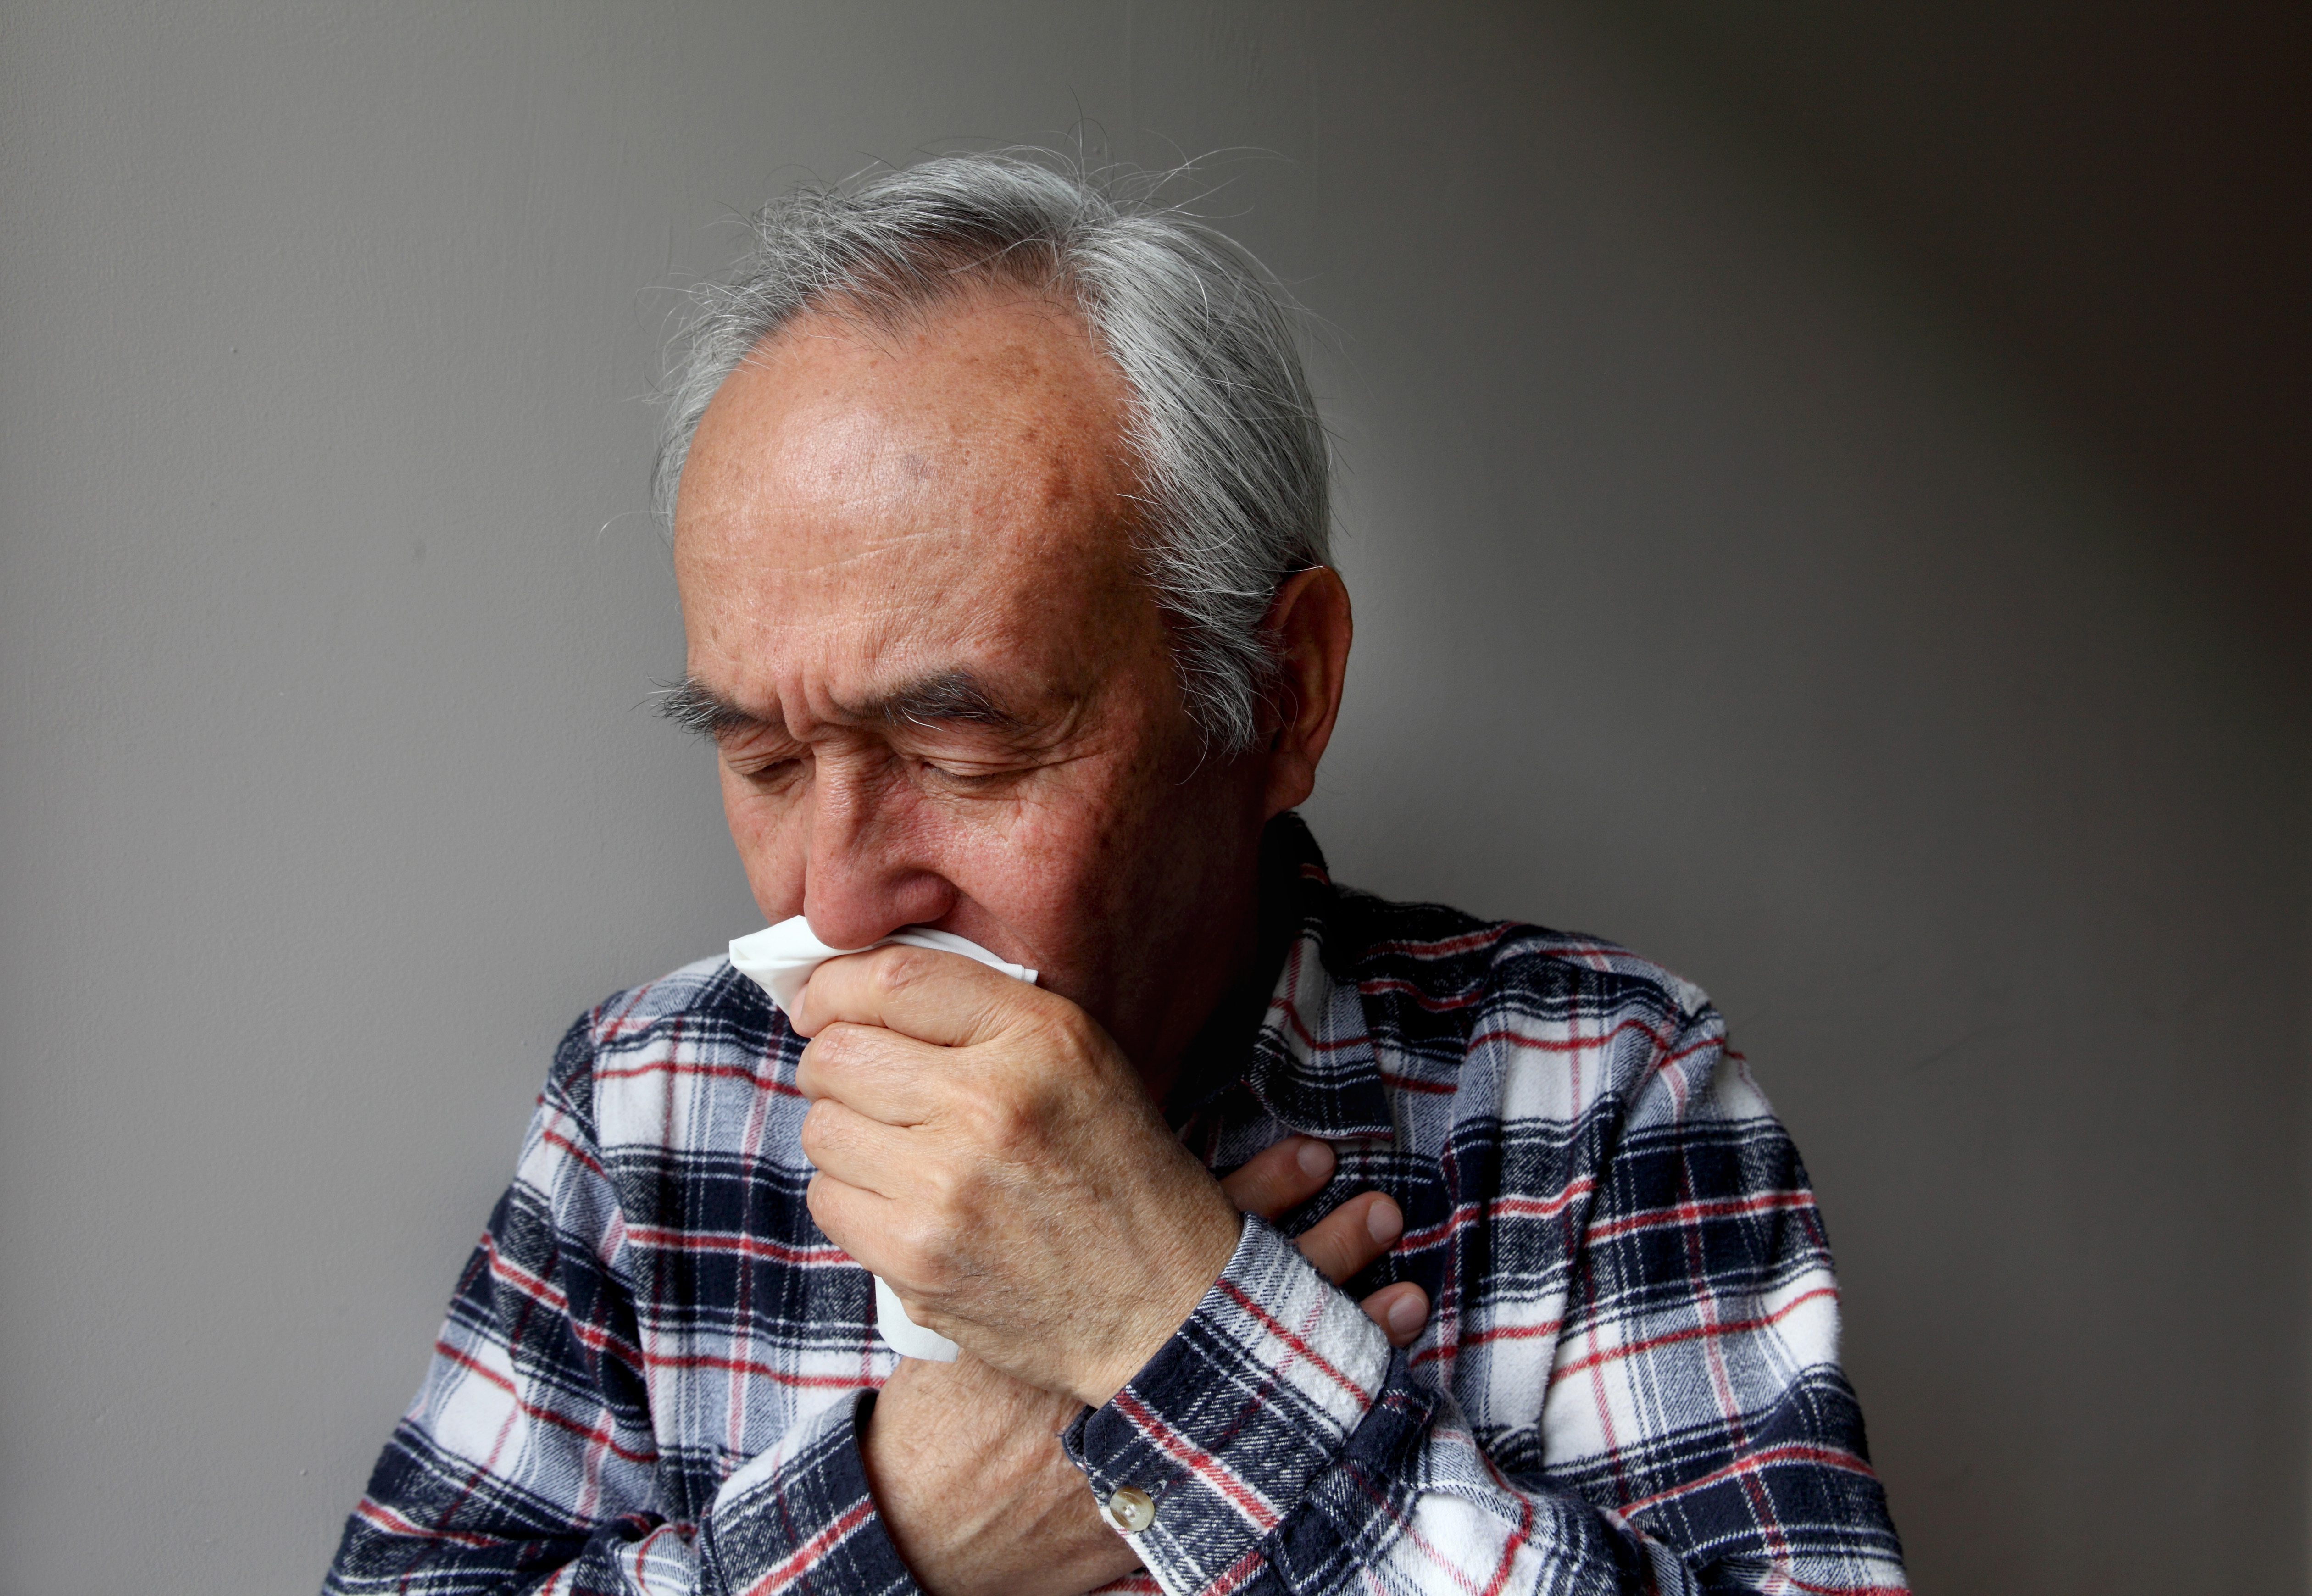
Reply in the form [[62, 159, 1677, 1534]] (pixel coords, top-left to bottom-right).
[[802, 1168, 905, 1277], [1359, 1282, 1429, 1349], [796, 1022, 949, 1123], [1218, 1137, 1336, 1220], [1291, 1191, 1404, 1285], [796, 1095, 917, 1198], [793, 943, 1037, 1048]]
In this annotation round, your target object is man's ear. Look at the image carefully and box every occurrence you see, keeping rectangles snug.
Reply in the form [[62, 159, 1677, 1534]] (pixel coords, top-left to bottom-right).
[[1259, 565, 1353, 819]]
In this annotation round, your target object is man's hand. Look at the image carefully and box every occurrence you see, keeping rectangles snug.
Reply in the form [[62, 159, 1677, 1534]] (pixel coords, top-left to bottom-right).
[[794, 945, 1246, 1406], [1216, 1134, 1431, 1346], [858, 1134, 1428, 1596]]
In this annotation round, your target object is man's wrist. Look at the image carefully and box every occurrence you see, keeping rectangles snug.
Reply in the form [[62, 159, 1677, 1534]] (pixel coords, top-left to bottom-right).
[[1075, 1193, 1245, 1407], [1061, 1216, 1407, 1595]]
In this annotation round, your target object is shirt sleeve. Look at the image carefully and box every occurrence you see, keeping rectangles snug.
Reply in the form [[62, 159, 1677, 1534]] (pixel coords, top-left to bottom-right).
[[1060, 1011, 1908, 1596], [321, 1016, 923, 1596]]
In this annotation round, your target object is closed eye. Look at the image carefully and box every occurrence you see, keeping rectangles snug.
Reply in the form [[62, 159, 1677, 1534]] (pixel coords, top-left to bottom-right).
[[724, 746, 810, 784], [914, 757, 1009, 788]]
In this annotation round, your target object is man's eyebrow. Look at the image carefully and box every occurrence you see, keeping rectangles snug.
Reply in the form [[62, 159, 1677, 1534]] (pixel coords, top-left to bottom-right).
[[653, 670, 1026, 740], [866, 670, 1025, 732], [654, 676, 761, 740]]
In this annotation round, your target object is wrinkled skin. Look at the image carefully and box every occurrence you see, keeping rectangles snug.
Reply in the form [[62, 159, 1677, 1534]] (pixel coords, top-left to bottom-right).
[[673, 288, 1406, 1596], [857, 1139, 1421, 1596]]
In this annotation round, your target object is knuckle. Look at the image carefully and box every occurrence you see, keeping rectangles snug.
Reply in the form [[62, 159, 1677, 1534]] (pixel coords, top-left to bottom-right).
[[812, 1022, 863, 1063], [1306, 1236, 1356, 1280], [983, 1099, 1035, 1157], [886, 1213, 954, 1290], [798, 1097, 841, 1153], [796, 1034, 838, 1088], [1044, 1005, 1101, 1060], [919, 1160, 959, 1208], [794, 1044, 824, 1091], [922, 1157, 981, 1214], [803, 1174, 837, 1234], [1013, 1003, 1091, 1070], [956, 1090, 1034, 1159], [1298, 1208, 1375, 1282], [869, 944, 935, 997], [895, 1207, 943, 1260]]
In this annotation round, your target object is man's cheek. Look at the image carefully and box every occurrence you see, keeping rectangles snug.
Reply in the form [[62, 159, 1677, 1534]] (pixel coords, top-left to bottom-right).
[[978, 777, 1140, 888], [917, 798, 1068, 911]]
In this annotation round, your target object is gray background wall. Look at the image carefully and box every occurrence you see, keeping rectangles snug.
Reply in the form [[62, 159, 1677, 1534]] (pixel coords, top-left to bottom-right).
[[2, 4, 2303, 1593]]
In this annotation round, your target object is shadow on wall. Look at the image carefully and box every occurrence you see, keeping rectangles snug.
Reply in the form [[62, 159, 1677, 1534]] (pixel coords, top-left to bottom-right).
[[1578, 0, 2312, 697], [1292, 8, 2309, 1593]]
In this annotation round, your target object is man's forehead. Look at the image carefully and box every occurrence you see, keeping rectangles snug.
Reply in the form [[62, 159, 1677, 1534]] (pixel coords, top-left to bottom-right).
[[681, 306, 1139, 572], [677, 497, 1119, 664], [679, 294, 1132, 514], [672, 292, 1155, 704]]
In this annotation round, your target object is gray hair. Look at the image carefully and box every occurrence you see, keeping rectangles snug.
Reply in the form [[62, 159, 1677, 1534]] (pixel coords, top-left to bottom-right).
[[655, 150, 1331, 756]]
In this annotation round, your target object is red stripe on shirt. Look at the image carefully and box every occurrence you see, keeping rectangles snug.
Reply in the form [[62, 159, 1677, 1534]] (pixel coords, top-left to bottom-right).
[[623, 1225, 850, 1266], [1620, 1439, 1883, 1516], [736, 1496, 877, 1596], [1581, 1189, 1819, 1243], [594, 1057, 802, 1097], [1215, 1278, 1376, 1411], [432, 1339, 659, 1465], [1547, 1285, 1841, 1386], [353, 1498, 501, 1549], [1109, 1388, 1281, 1531]]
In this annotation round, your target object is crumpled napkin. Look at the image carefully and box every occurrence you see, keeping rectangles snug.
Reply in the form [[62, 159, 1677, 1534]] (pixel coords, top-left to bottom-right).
[[727, 915, 1039, 1362]]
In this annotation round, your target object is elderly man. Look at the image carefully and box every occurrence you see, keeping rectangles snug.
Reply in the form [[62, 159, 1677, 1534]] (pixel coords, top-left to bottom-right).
[[326, 154, 1906, 1596]]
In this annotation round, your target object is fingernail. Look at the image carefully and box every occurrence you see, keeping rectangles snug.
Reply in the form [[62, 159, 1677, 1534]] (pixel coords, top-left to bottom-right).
[[1387, 1292, 1425, 1337], [1296, 1139, 1334, 1178], [1367, 1196, 1403, 1246]]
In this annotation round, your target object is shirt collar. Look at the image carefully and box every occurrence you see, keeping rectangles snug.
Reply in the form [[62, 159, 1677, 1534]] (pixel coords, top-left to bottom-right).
[[1169, 814, 1394, 1143]]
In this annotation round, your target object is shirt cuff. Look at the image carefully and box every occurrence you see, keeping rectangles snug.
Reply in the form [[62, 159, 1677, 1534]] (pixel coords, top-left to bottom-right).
[[1061, 1215, 1397, 1596], [699, 1389, 917, 1596]]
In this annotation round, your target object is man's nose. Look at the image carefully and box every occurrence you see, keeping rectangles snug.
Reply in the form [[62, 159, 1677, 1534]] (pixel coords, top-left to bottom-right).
[[799, 757, 956, 950]]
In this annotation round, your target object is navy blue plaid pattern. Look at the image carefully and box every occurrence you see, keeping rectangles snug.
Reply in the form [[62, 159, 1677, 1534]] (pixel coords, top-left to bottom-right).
[[325, 823, 1904, 1594]]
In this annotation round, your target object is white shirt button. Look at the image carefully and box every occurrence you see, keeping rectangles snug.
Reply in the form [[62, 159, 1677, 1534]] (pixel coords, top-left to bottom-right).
[[1102, 1485, 1156, 1533]]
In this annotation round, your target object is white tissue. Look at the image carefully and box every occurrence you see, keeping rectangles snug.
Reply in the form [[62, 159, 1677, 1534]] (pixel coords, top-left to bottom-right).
[[728, 917, 1037, 1016], [726, 914, 1039, 1362]]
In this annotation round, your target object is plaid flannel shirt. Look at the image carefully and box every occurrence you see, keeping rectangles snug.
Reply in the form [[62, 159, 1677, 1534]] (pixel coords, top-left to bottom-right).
[[326, 819, 1905, 1594]]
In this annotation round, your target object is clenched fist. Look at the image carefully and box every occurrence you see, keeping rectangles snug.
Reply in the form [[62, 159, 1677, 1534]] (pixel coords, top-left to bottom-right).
[[793, 942, 1246, 1407]]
